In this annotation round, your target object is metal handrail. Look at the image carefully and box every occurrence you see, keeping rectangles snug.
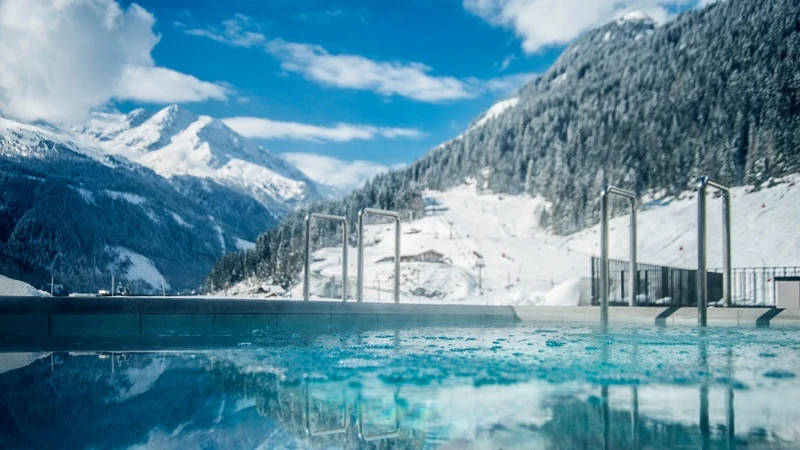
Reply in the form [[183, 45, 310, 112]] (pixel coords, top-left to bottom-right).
[[357, 208, 401, 303], [697, 177, 732, 326], [304, 381, 348, 437], [600, 185, 638, 325], [304, 213, 349, 302], [357, 391, 401, 442]]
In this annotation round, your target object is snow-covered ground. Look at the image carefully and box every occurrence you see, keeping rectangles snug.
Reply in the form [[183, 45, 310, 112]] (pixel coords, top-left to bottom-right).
[[106, 246, 169, 292], [264, 175, 800, 306], [472, 97, 519, 129], [0, 353, 49, 375], [0, 274, 49, 297]]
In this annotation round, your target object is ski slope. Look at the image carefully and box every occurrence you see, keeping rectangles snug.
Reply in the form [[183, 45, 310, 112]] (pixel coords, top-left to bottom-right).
[[287, 175, 800, 306]]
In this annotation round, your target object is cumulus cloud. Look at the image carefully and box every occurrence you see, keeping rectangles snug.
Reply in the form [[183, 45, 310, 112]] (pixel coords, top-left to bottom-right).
[[115, 66, 229, 103], [266, 40, 475, 102], [184, 16, 535, 103], [0, 0, 228, 123], [463, 0, 702, 53], [265, 40, 537, 102], [480, 72, 539, 94], [281, 152, 390, 192], [222, 117, 424, 142]]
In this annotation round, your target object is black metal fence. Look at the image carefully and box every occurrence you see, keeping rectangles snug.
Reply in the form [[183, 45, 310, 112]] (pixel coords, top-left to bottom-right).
[[710, 267, 800, 306], [590, 257, 723, 306]]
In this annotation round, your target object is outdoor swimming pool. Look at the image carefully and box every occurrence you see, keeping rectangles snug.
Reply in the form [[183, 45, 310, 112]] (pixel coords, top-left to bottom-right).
[[1, 325, 798, 449]]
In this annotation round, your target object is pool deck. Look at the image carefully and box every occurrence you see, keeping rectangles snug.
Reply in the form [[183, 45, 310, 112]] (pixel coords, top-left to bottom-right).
[[0, 296, 798, 337]]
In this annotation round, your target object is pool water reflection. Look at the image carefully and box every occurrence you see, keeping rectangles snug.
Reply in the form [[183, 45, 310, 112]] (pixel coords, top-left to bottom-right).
[[0, 326, 798, 449]]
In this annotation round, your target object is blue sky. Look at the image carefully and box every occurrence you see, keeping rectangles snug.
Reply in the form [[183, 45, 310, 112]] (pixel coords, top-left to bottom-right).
[[0, 0, 711, 183], [115, 0, 559, 167]]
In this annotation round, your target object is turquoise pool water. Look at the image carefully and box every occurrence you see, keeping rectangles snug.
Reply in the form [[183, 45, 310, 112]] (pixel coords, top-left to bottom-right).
[[1, 325, 799, 449]]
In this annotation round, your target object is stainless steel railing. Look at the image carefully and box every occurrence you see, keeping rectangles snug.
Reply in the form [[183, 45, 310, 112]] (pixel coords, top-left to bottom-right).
[[357, 208, 401, 303], [304, 381, 348, 437], [600, 185, 638, 325], [304, 213, 349, 302], [697, 177, 732, 326], [357, 390, 401, 442]]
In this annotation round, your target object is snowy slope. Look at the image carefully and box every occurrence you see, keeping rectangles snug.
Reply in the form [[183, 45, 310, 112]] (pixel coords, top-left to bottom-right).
[[471, 98, 519, 129], [259, 175, 800, 305], [0, 275, 49, 297], [432, 97, 521, 152], [0, 116, 110, 162], [76, 105, 318, 214]]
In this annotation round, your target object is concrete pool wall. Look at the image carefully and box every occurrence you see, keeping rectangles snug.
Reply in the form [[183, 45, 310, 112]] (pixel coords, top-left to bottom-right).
[[0, 296, 798, 337]]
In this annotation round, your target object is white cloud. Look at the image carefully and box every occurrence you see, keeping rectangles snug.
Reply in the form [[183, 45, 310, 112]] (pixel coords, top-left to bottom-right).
[[498, 54, 516, 71], [183, 13, 266, 48], [222, 117, 424, 143], [282, 152, 390, 192], [0, 0, 228, 123], [267, 40, 475, 102], [185, 17, 538, 102], [480, 72, 539, 94], [115, 66, 229, 103], [463, 0, 700, 53]]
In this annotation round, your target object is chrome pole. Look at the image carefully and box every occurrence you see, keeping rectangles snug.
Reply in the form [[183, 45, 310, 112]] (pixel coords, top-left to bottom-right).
[[357, 211, 365, 302], [602, 386, 610, 450], [357, 389, 401, 442], [631, 386, 640, 450], [600, 188, 610, 325], [722, 192, 732, 307], [725, 346, 735, 450], [600, 185, 638, 324], [342, 220, 349, 302], [697, 177, 732, 324], [304, 213, 349, 302], [629, 205, 637, 307], [304, 381, 348, 437], [394, 216, 401, 303], [304, 214, 311, 301], [697, 178, 708, 326], [357, 208, 401, 303]]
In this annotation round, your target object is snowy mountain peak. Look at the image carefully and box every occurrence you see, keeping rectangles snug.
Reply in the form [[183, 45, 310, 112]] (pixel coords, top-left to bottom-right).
[[125, 108, 151, 128], [149, 104, 195, 126], [617, 10, 655, 25], [74, 106, 319, 213], [128, 104, 199, 151]]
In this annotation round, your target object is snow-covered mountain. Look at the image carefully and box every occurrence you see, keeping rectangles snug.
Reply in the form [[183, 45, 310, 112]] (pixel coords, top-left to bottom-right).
[[209, 0, 800, 295], [0, 110, 314, 293], [76, 105, 319, 214]]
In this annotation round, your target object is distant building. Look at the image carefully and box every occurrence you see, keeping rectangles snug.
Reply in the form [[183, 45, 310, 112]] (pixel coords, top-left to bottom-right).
[[377, 250, 447, 264]]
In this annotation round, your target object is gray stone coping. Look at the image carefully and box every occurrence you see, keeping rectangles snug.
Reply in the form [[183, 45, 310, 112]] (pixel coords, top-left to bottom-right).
[[0, 296, 518, 336], [512, 305, 800, 327], [1, 296, 797, 338]]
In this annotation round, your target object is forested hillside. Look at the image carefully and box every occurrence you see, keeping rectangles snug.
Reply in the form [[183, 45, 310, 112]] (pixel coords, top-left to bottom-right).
[[207, 0, 800, 291], [0, 118, 280, 293]]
